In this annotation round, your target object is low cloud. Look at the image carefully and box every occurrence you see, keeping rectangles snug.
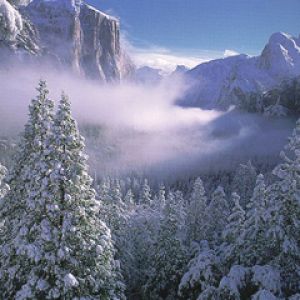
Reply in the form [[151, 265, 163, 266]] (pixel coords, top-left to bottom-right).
[[0, 65, 294, 179], [224, 49, 239, 57], [122, 36, 222, 73]]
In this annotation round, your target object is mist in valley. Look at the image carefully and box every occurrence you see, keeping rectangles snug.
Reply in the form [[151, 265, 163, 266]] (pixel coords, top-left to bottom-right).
[[0, 66, 296, 181]]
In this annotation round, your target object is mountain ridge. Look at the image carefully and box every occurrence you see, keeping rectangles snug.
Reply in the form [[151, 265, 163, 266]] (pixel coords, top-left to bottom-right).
[[180, 32, 300, 109]]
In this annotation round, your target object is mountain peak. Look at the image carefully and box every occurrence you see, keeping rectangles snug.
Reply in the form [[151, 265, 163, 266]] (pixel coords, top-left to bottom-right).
[[268, 32, 293, 45], [180, 31, 300, 109], [259, 31, 300, 76]]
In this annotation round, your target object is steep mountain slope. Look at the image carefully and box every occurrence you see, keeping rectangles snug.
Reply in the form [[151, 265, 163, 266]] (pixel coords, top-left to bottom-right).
[[0, 0, 134, 81], [180, 32, 300, 109]]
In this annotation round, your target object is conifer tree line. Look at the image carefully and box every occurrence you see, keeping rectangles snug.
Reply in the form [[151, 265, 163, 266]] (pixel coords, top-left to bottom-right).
[[0, 81, 299, 299], [0, 81, 125, 299]]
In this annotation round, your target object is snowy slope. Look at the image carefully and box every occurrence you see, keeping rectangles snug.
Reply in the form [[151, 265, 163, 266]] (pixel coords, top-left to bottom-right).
[[181, 32, 300, 109], [0, 0, 134, 81]]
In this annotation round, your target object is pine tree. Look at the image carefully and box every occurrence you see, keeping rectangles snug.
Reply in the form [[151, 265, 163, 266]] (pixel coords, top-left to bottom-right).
[[221, 192, 245, 265], [124, 188, 135, 208], [0, 80, 55, 298], [241, 174, 269, 266], [0, 90, 125, 299], [0, 80, 54, 223], [268, 119, 300, 295], [139, 178, 151, 206], [158, 183, 166, 211], [204, 186, 229, 245], [144, 191, 187, 300], [186, 177, 208, 245], [126, 207, 159, 298], [98, 177, 112, 203], [0, 163, 9, 199], [174, 190, 187, 242], [107, 179, 127, 233], [232, 161, 257, 208]]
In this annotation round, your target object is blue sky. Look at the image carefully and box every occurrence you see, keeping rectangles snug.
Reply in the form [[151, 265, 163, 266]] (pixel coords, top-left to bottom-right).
[[87, 0, 300, 71]]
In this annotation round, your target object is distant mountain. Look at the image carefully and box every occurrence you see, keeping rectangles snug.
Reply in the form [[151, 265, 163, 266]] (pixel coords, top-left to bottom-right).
[[134, 66, 164, 85], [180, 32, 300, 109], [0, 0, 134, 81], [170, 65, 190, 76], [133, 65, 189, 85]]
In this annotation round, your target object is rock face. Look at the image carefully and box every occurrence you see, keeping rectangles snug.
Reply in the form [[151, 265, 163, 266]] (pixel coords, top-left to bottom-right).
[[8, 0, 31, 6], [181, 32, 300, 109], [0, 0, 134, 81], [0, 0, 39, 56]]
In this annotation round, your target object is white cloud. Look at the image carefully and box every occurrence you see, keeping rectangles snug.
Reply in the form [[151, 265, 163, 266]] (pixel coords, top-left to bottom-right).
[[224, 49, 239, 57], [121, 36, 223, 73], [131, 48, 207, 73]]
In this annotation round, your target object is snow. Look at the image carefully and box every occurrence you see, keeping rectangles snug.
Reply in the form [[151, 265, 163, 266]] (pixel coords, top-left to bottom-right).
[[219, 265, 249, 295], [182, 32, 300, 109], [36, 279, 49, 291], [29, 0, 81, 13], [25, 244, 42, 263], [252, 290, 278, 300], [178, 245, 220, 296], [252, 265, 281, 294], [15, 284, 33, 300], [0, 0, 23, 41], [64, 273, 79, 288], [41, 219, 52, 241]]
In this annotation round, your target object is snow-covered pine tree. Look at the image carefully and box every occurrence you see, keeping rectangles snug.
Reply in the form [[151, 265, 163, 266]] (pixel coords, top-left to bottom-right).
[[98, 177, 112, 203], [186, 177, 208, 245], [178, 241, 222, 300], [0, 163, 9, 233], [158, 183, 166, 211], [124, 188, 135, 208], [106, 179, 127, 233], [139, 178, 152, 206], [0, 80, 55, 298], [240, 174, 269, 266], [174, 190, 186, 240], [204, 186, 229, 245], [51, 93, 125, 299], [0, 80, 54, 224], [0, 163, 9, 199], [125, 207, 159, 298], [0, 90, 125, 299], [232, 161, 257, 208], [268, 119, 300, 296], [221, 192, 245, 266], [144, 191, 187, 300]]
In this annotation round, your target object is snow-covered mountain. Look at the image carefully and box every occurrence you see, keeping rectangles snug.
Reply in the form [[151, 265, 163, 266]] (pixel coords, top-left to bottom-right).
[[0, 0, 134, 81], [180, 32, 300, 109]]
